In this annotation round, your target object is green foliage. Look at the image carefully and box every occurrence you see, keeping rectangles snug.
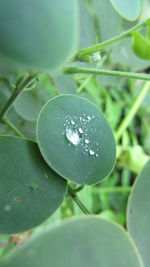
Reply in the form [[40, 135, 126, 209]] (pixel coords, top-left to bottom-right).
[[0, 0, 150, 266], [1, 217, 143, 267], [0, 0, 78, 71], [36, 95, 116, 185], [127, 160, 150, 267], [109, 0, 141, 21], [0, 136, 67, 234]]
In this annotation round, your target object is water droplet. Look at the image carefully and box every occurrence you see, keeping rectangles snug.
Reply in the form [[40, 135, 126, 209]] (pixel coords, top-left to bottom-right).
[[87, 116, 91, 121], [85, 139, 89, 144], [96, 154, 99, 158], [66, 128, 80, 146], [79, 128, 83, 134], [89, 149, 95, 156], [71, 119, 75, 125], [4, 204, 11, 212]]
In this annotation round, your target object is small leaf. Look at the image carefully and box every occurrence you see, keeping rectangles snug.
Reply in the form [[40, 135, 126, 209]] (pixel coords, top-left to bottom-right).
[[36, 95, 116, 185], [0, 136, 67, 234], [2, 217, 143, 267], [14, 74, 57, 121], [132, 31, 150, 60], [127, 159, 150, 267], [109, 0, 141, 21]]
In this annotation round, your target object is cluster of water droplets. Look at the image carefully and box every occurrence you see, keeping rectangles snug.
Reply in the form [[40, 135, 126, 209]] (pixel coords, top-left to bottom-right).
[[63, 114, 100, 158]]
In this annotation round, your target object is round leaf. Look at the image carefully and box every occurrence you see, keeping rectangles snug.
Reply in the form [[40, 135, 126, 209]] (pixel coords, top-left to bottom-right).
[[36, 95, 116, 185], [14, 74, 57, 121], [0, 136, 67, 234], [127, 159, 150, 267], [14, 91, 44, 121], [2, 217, 143, 267], [109, 0, 141, 21], [0, 0, 78, 71]]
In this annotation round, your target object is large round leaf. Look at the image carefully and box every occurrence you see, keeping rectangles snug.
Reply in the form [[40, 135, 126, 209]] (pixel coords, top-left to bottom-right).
[[109, 0, 141, 21], [0, 136, 67, 234], [0, 0, 78, 71], [36, 95, 116, 185], [127, 159, 150, 267], [1, 217, 143, 267]]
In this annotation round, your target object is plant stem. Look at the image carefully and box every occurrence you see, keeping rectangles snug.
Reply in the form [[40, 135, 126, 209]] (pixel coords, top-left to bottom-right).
[[0, 74, 36, 122], [92, 186, 132, 194], [2, 118, 24, 137], [75, 18, 150, 59], [67, 185, 90, 214], [116, 82, 150, 141], [65, 67, 150, 81]]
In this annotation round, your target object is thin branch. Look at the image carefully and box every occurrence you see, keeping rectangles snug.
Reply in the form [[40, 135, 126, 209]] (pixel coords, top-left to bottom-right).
[[2, 118, 24, 137], [67, 185, 90, 214], [65, 67, 150, 81], [0, 74, 37, 122], [116, 81, 150, 141], [75, 18, 150, 59], [92, 186, 132, 194]]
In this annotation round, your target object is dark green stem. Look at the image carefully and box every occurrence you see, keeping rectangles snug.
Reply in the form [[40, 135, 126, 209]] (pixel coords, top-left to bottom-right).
[[67, 186, 90, 214], [0, 74, 36, 122]]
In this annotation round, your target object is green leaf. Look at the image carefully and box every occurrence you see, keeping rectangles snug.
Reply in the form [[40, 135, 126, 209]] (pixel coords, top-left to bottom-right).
[[1, 217, 143, 267], [14, 91, 44, 121], [36, 95, 116, 185], [93, 0, 122, 41], [127, 159, 150, 267], [78, 0, 96, 49], [109, 0, 141, 21], [14, 74, 57, 121], [0, 0, 78, 71], [132, 31, 150, 60], [0, 136, 67, 234]]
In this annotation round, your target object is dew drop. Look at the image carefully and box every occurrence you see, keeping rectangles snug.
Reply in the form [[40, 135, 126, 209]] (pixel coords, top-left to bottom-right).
[[87, 116, 91, 121], [79, 128, 83, 134], [66, 128, 80, 146], [89, 149, 95, 156], [85, 139, 89, 144], [71, 119, 75, 125], [96, 154, 99, 158]]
